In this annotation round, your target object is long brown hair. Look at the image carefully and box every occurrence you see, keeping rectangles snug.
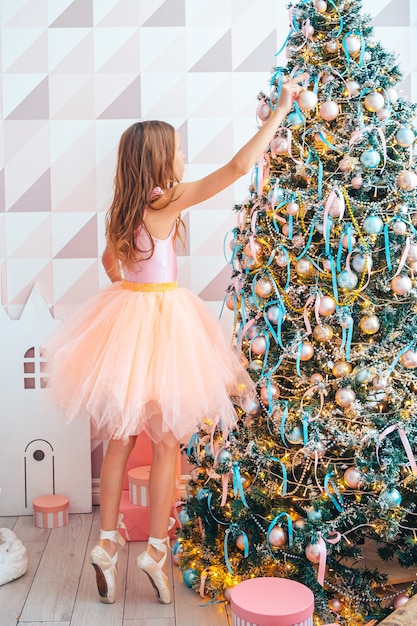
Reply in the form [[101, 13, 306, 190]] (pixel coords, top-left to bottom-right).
[[105, 120, 185, 269]]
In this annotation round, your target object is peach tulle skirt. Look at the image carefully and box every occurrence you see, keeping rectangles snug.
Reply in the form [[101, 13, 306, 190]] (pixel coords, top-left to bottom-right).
[[45, 280, 255, 444]]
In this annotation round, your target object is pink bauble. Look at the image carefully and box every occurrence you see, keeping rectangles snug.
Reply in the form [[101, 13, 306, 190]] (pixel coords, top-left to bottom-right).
[[226, 293, 237, 310], [329, 198, 342, 217], [302, 23, 314, 37], [305, 543, 322, 563], [339, 157, 354, 172], [319, 101, 339, 121], [364, 92, 385, 112], [310, 373, 324, 384], [318, 295, 336, 316], [346, 80, 360, 97], [351, 175, 364, 189], [335, 387, 356, 407], [392, 220, 407, 235], [236, 534, 248, 550], [393, 593, 409, 609], [400, 349, 417, 369], [326, 40, 338, 53], [378, 108, 390, 121], [344, 467, 362, 488], [300, 342, 314, 361], [293, 517, 306, 530], [252, 335, 267, 355], [406, 243, 417, 262], [321, 73, 335, 84], [373, 375, 388, 390], [345, 35, 361, 55], [268, 526, 287, 547], [286, 201, 300, 216], [223, 587, 234, 602], [246, 325, 258, 339], [245, 240, 263, 258], [397, 170, 417, 191], [276, 252, 288, 267], [258, 102, 271, 122], [298, 90, 318, 112], [255, 278, 273, 298], [271, 136, 288, 154], [292, 235, 305, 248], [314, 0, 327, 12], [282, 223, 290, 236], [391, 274, 412, 295], [260, 384, 280, 405], [328, 597, 342, 612], [342, 233, 356, 248]]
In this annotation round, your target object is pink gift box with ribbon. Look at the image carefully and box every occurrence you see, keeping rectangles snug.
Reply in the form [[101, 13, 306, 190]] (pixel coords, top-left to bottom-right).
[[231, 578, 314, 626]]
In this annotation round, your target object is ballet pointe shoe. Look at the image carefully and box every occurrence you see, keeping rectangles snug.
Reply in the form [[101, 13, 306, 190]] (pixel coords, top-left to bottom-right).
[[136, 536, 172, 604], [89, 528, 125, 604]]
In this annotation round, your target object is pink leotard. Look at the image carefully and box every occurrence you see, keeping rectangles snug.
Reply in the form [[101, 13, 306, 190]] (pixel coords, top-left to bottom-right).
[[122, 224, 177, 283]]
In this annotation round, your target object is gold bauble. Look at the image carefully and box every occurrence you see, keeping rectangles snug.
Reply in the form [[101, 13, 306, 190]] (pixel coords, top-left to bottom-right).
[[332, 360, 352, 378], [312, 324, 333, 343]]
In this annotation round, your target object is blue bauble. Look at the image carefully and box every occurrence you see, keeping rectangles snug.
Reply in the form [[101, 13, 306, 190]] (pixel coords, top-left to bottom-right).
[[380, 488, 402, 508], [363, 215, 383, 235], [196, 487, 210, 502], [286, 111, 304, 129], [217, 448, 232, 464], [183, 568, 199, 587], [267, 186, 284, 205], [354, 367, 373, 384], [288, 426, 304, 444], [204, 443, 214, 457], [173, 541, 184, 556], [395, 127, 415, 148], [179, 509, 190, 524], [266, 304, 280, 324], [337, 270, 358, 290], [307, 507, 322, 521], [360, 149, 380, 169]]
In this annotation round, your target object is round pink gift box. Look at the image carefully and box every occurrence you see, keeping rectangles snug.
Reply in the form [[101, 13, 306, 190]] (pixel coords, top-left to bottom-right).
[[128, 465, 151, 506], [33, 495, 70, 529], [231, 577, 314, 626]]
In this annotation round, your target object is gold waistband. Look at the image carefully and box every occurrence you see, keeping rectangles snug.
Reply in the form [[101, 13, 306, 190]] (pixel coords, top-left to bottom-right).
[[121, 280, 178, 292]]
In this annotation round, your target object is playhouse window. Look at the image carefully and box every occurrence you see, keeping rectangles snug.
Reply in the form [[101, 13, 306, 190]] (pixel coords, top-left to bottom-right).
[[24, 347, 49, 389]]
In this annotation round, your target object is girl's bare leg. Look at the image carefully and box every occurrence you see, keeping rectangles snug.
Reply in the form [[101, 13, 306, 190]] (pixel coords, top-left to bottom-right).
[[98, 435, 137, 556], [147, 437, 180, 570]]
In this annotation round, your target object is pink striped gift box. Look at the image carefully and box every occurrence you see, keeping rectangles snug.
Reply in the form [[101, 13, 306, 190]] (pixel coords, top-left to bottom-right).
[[33, 495, 69, 528], [128, 465, 151, 506]]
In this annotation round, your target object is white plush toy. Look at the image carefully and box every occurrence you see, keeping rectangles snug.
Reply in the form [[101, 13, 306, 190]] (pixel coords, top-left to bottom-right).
[[0, 487, 29, 585], [0, 528, 29, 586]]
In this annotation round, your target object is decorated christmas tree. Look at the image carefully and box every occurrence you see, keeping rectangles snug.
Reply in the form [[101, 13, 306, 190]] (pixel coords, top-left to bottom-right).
[[178, 0, 417, 623]]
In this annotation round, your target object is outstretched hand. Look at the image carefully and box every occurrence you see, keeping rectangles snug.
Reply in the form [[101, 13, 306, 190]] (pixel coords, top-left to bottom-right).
[[275, 73, 309, 117]]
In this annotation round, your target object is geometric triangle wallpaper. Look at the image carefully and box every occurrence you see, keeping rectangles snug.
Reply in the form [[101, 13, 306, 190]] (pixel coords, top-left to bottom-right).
[[0, 0, 415, 327]]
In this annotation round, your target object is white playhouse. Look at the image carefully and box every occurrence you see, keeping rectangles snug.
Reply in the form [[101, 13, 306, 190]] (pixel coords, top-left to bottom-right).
[[0, 284, 92, 516]]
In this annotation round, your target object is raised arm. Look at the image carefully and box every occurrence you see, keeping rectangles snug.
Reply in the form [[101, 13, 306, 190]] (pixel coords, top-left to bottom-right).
[[170, 74, 307, 213]]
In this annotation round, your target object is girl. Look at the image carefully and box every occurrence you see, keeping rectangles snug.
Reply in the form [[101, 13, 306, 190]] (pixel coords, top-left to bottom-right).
[[45, 73, 306, 606]]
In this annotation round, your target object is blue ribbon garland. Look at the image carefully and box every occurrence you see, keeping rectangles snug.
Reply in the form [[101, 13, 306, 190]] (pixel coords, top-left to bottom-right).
[[296, 216, 317, 260], [232, 463, 250, 508], [388, 342, 415, 375], [324, 472, 344, 512], [224, 525, 249, 575]]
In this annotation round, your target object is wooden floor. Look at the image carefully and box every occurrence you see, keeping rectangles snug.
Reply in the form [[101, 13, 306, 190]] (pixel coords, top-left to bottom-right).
[[0, 508, 231, 626]]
